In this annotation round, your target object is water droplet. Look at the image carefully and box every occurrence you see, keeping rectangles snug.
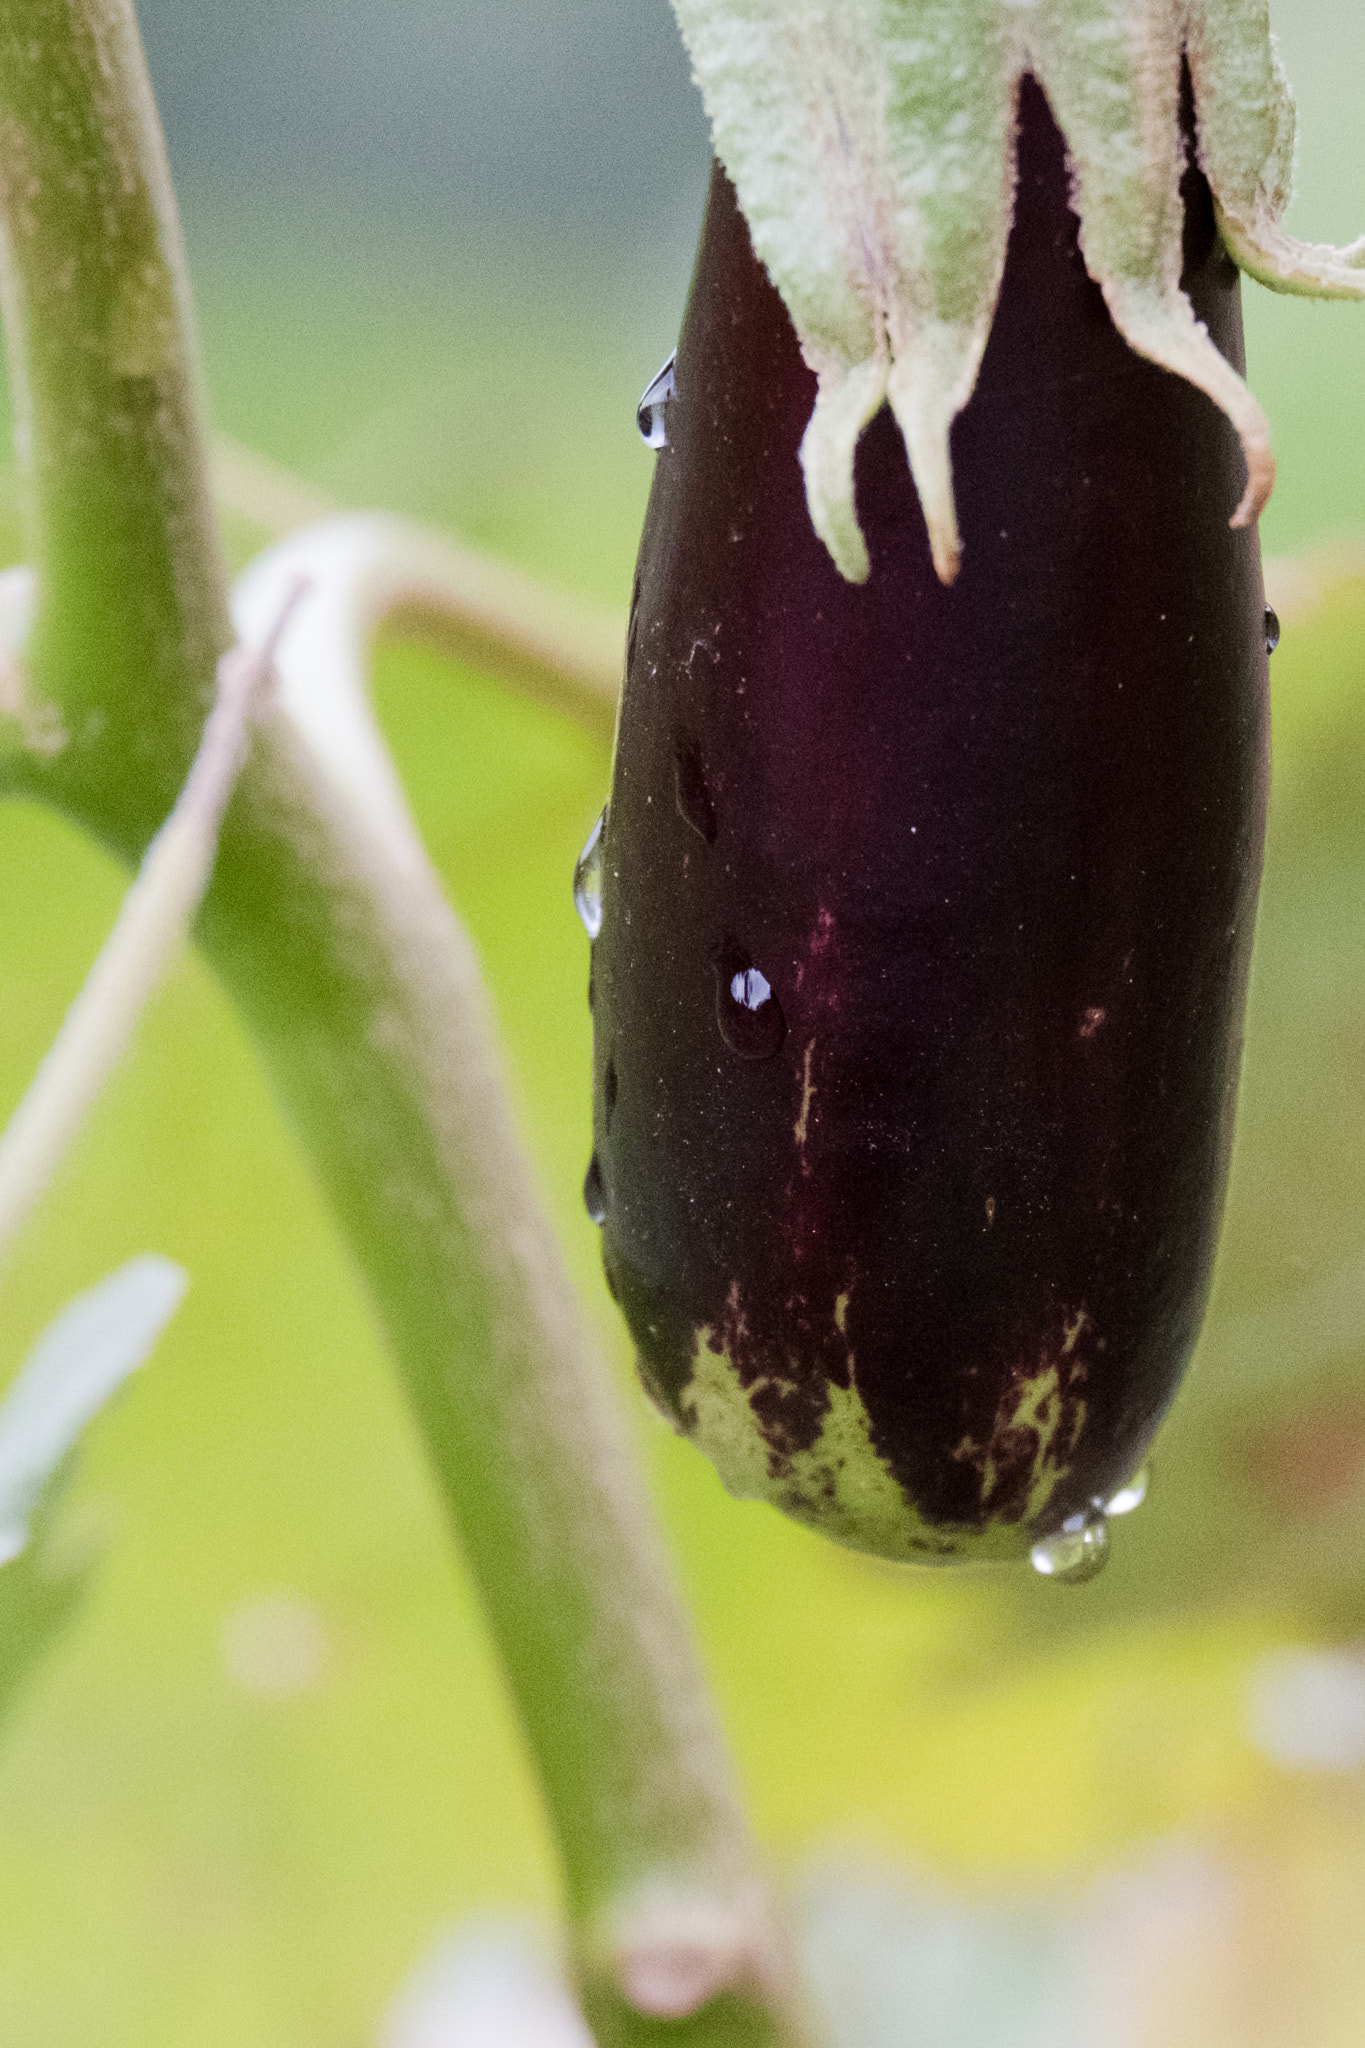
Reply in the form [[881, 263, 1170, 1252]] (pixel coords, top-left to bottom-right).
[[674, 738, 717, 843], [1030, 1506, 1108, 1584], [583, 1153, 607, 1225], [715, 942, 786, 1060], [1264, 605, 1280, 654], [636, 352, 676, 449], [574, 807, 607, 939], [1104, 1465, 1148, 1517], [627, 575, 641, 670]]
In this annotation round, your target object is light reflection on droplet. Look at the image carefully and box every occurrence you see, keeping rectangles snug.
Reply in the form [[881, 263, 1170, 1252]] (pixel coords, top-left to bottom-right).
[[573, 806, 607, 939], [1105, 1466, 1148, 1517], [715, 944, 786, 1060], [636, 352, 676, 449], [1029, 1507, 1108, 1584], [583, 1154, 607, 1226]]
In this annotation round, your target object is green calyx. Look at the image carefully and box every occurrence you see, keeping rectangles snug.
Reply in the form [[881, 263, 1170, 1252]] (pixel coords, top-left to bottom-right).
[[669, 0, 1365, 585]]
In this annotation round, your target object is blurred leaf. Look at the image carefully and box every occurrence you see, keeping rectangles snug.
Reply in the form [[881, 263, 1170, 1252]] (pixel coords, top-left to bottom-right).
[[0, 1257, 188, 1563], [0, 1478, 91, 1726], [378, 1922, 594, 2048], [796, 1864, 1068, 2048], [0, 1258, 187, 1720]]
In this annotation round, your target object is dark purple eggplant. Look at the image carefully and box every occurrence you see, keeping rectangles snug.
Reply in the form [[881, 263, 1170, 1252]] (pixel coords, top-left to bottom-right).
[[583, 78, 1270, 1575]]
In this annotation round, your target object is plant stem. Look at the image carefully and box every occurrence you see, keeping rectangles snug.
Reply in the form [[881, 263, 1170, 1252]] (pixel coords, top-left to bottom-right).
[[214, 442, 624, 744], [0, 0, 229, 841], [203, 714, 798, 2042], [0, 6, 804, 2041], [0, 589, 293, 1261]]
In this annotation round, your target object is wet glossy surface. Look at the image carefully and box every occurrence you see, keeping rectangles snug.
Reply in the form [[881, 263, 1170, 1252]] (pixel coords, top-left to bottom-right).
[[591, 80, 1270, 1560]]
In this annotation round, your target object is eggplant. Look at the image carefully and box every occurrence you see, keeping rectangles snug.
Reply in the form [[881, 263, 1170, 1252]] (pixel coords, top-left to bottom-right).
[[582, 78, 1270, 1575]]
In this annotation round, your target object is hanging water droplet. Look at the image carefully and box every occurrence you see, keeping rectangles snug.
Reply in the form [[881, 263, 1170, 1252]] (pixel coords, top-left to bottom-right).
[[636, 352, 676, 449], [1104, 1465, 1148, 1517], [715, 942, 786, 1060], [583, 1153, 607, 1225], [1029, 1506, 1109, 1584], [1264, 605, 1280, 654], [674, 737, 717, 843], [573, 807, 607, 939]]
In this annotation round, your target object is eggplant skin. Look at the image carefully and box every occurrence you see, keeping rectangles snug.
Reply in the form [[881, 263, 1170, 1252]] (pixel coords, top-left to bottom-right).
[[590, 78, 1270, 1565]]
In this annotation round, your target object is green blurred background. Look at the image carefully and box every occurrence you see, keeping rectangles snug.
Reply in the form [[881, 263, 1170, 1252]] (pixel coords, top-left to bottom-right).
[[1, 5, 1364, 2044]]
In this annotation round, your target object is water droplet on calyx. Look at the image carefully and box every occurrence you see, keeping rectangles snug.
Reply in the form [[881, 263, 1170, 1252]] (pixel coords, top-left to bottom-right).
[[636, 352, 676, 449], [1265, 605, 1280, 654], [715, 942, 786, 1060], [573, 807, 607, 939], [1030, 1506, 1108, 1584], [583, 1153, 607, 1225]]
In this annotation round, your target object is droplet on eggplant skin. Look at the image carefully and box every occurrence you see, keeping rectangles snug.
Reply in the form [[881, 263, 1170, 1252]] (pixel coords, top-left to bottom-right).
[[1105, 1465, 1149, 1517], [590, 79, 1269, 1566], [636, 352, 676, 449], [573, 806, 607, 939], [714, 942, 786, 1060], [1264, 604, 1280, 654], [1030, 1507, 1109, 1585], [583, 1153, 607, 1226]]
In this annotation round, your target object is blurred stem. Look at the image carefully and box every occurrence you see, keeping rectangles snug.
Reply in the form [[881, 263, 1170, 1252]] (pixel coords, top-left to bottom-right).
[[213, 443, 623, 744], [0, 6, 801, 2042], [0, 594, 293, 1262], [0, 0, 229, 837]]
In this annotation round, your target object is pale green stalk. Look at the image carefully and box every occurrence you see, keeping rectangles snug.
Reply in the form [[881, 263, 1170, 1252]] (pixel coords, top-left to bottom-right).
[[0, 6, 804, 2041], [0, 583, 296, 1261], [211, 442, 624, 745]]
